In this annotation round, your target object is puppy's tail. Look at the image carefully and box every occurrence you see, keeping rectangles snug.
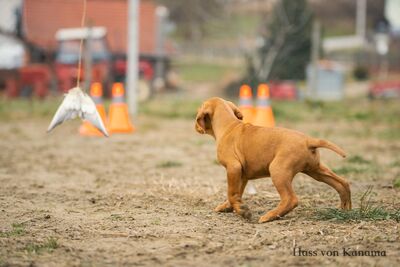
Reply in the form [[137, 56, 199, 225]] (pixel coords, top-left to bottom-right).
[[307, 138, 346, 158]]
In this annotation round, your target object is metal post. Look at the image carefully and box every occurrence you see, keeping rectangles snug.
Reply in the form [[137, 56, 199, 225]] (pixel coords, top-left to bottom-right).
[[154, 6, 168, 91], [310, 20, 320, 99], [356, 0, 367, 40], [127, 0, 139, 115], [84, 26, 93, 92]]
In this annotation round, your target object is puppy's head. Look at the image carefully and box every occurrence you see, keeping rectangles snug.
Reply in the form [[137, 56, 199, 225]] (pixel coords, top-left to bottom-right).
[[195, 98, 243, 135]]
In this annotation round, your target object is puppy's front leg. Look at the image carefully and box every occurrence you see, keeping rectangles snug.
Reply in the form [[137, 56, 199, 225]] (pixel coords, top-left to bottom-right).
[[226, 165, 251, 219], [214, 179, 248, 213]]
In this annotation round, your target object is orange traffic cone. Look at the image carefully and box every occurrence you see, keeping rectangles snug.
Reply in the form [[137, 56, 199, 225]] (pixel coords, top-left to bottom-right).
[[253, 83, 275, 127], [79, 82, 108, 136], [238, 84, 255, 123], [108, 83, 135, 133]]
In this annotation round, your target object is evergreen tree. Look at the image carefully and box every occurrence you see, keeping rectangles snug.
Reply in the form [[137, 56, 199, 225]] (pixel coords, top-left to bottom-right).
[[248, 0, 313, 82]]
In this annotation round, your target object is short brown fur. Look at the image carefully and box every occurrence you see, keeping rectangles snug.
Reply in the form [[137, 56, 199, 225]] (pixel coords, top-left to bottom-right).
[[195, 97, 351, 223]]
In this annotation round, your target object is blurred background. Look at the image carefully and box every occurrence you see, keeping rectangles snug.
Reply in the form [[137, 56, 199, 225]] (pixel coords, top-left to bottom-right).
[[1, 0, 400, 104], [1, 2, 400, 265]]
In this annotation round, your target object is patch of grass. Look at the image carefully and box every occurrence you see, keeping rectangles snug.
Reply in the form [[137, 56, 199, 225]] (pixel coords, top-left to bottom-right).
[[333, 155, 379, 176], [297, 99, 400, 125], [304, 99, 325, 109], [0, 98, 60, 120], [347, 111, 372, 121], [174, 60, 241, 83], [271, 98, 399, 126], [110, 214, 124, 221], [2, 92, 399, 127], [151, 218, 161, 225], [394, 178, 400, 189], [0, 223, 25, 238], [213, 159, 220, 165], [193, 139, 208, 146], [390, 159, 400, 168], [156, 160, 183, 168], [378, 126, 400, 140], [139, 121, 159, 132], [309, 130, 322, 138], [314, 207, 398, 222], [140, 97, 201, 119], [333, 165, 368, 175], [273, 101, 306, 122], [347, 155, 371, 165], [314, 186, 400, 222], [25, 237, 58, 254]]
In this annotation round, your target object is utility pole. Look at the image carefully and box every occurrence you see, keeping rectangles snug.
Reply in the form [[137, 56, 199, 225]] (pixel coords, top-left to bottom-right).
[[127, 0, 139, 115]]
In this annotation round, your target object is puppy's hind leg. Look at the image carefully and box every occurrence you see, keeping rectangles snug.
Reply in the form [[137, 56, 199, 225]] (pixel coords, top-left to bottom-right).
[[259, 164, 298, 223], [305, 164, 351, 210]]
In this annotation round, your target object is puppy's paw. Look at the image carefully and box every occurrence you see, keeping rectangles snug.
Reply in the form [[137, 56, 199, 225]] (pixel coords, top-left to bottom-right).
[[214, 201, 233, 213], [238, 204, 252, 220], [340, 200, 352, 210], [258, 212, 280, 223]]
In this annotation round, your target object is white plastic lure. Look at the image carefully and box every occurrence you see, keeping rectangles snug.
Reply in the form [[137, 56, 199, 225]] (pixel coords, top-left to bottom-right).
[[47, 87, 109, 137]]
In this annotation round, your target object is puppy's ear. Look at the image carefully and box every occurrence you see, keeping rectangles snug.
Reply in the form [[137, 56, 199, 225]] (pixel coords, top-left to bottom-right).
[[226, 101, 243, 120], [195, 106, 212, 134]]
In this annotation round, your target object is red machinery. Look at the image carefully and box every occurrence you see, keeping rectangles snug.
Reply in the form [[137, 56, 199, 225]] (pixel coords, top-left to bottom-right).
[[269, 81, 298, 100], [54, 27, 155, 98], [4, 64, 50, 98], [369, 80, 400, 99], [54, 27, 112, 94]]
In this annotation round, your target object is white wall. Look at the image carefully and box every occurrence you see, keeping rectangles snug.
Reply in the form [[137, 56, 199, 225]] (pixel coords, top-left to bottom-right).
[[0, 0, 23, 32]]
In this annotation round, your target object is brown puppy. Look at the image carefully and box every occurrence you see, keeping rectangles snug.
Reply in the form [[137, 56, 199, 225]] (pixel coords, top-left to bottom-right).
[[195, 97, 351, 223]]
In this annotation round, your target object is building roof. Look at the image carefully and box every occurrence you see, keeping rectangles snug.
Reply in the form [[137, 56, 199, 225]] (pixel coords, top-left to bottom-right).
[[23, 0, 157, 54]]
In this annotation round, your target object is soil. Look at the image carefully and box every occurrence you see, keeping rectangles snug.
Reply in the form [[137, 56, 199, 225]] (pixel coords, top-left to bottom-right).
[[0, 115, 399, 267]]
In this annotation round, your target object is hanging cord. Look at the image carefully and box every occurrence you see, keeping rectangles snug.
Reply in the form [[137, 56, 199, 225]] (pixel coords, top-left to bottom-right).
[[76, 0, 87, 91]]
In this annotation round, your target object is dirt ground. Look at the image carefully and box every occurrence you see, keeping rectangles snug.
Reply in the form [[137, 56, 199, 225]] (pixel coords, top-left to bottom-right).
[[0, 100, 399, 267]]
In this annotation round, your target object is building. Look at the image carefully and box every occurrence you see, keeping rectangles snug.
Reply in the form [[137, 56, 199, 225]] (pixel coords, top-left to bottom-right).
[[22, 0, 162, 56]]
